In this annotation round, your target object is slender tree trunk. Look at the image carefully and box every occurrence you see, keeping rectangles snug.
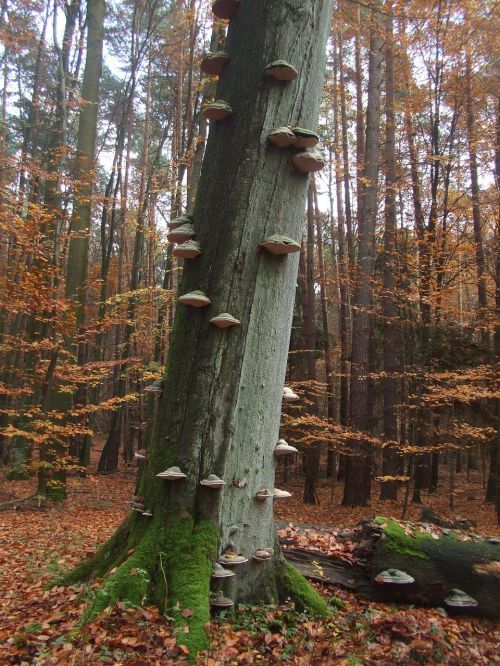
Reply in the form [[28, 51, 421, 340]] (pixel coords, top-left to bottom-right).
[[380, 4, 401, 500], [343, 1, 383, 507]]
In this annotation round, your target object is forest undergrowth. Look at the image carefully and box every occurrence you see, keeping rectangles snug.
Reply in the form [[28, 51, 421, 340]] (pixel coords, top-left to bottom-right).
[[1, 451, 499, 665]]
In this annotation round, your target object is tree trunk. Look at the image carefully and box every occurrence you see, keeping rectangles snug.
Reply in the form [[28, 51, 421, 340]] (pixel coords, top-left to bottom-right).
[[343, 1, 383, 507], [65, 0, 334, 656], [38, 0, 105, 499], [380, 5, 401, 500]]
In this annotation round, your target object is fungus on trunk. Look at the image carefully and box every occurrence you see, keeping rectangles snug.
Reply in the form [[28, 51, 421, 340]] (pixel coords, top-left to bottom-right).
[[173, 240, 202, 259], [275, 439, 298, 456], [292, 148, 325, 173], [291, 127, 320, 148], [265, 60, 298, 81], [200, 51, 230, 76], [210, 313, 241, 328], [178, 290, 211, 307], [62, 0, 334, 656], [202, 100, 233, 121], [167, 223, 195, 243], [144, 379, 164, 393], [168, 214, 193, 230], [268, 126, 296, 148], [259, 234, 301, 255], [211, 0, 238, 20]]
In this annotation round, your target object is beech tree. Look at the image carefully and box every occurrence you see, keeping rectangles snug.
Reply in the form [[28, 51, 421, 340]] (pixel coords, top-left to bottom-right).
[[64, 0, 334, 655]]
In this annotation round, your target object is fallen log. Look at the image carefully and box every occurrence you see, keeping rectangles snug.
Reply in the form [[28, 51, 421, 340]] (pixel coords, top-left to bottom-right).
[[280, 517, 500, 618]]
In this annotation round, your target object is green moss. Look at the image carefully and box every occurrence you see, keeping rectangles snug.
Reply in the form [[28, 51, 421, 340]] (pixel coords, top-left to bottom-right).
[[374, 517, 430, 560], [280, 562, 331, 618], [80, 521, 167, 623], [163, 518, 219, 658]]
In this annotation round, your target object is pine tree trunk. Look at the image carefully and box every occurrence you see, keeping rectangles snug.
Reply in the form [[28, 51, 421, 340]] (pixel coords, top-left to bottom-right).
[[343, 1, 383, 507], [380, 5, 401, 500], [65, 0, 334, 655]]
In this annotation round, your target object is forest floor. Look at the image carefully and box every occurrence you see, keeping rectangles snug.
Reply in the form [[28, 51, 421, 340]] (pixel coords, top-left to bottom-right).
[[1, 455, 499, 665]]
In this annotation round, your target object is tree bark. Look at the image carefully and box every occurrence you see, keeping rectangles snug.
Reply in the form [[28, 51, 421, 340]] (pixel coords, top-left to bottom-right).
[[65, 0, 334, 656], [343, 1, 383, 507]]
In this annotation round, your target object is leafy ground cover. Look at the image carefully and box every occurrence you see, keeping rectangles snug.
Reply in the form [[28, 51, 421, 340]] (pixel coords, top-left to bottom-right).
[[1, 463, 499, 665]]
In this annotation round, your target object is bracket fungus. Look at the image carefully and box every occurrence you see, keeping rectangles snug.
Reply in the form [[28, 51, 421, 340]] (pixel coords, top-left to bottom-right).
[[212, 563, 235, 579], [267, 126, 296, 148], [142, 511, 153, 517], [265, 60, 298, 81], [488, 537, 500, 545], [210, 592, 234, 608], [291, 127, 320, 148], [210, 313, 241, 328], [156, 466, 187, 480], [167, 214, 193, 230], [144, 379, 164, 393], [253, 549, 272, 562], [202, 100, 233, 122], [132, 502, 145, 511], [211, 0, 238, 20], [275, 439, 298, 456], [200, 474, 226, 489], [283, 386, 300, 402], [374, 569, 415, 585], [200, 51, 229, 76], [444, 589, 478, 608], [259, 234, 301, 255], [178, 290, 211, 307], [218, 552, 248, 566], [134, 449, 148, 461], [173, 240, 201, 259], [292, 148, 325, 173], [255, 488, 273, 501], [273, 488, 292, 499], [167, 223, 195, 244]]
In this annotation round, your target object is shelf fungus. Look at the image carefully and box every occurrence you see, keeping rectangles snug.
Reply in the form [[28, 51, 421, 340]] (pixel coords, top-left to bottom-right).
[[292, 148, 325, 173], [132, 503, 145, 511], [200, 473, 226, 489], [142, 510, 153, 517], [255, 488, 273, 501], [291, 127, 320, 148], [211, 0, 239, 20], [259, 234, 301, 255], [212, 563, 235, 579], [202, 100, 233, 122], [374, 569, 415, 585], [134, 449, 148, 461], [173, 240, 201, 259], [444, 589, 478, 608], [210, 313, 241, 328], [200, 51, 229, 76], [283, 386, 300, 402], [265, 60, 298, 81], [210, 592, 234, 608], [253, 549, 273, 562], [218, 552, 248, 566], [167, 223, 195, 244], [275, 439, 298, 456], [178, 290, 211, 307], [267, 126, 296, 148], [273, 488, 292, 498], [156, 466, 187, 480], [168, 214, 193, 230], [144, 379, 164, 393]]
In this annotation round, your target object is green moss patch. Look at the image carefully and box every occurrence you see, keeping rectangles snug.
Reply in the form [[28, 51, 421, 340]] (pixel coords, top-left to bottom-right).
[[374, 517, 430, 560]]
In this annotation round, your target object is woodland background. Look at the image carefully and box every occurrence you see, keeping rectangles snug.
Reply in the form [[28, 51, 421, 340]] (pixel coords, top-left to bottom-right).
[[0, 0, 499, 662]]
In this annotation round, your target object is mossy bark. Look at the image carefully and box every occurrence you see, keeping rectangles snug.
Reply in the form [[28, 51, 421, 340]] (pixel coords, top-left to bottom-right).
[[64, 0, 334, 656]]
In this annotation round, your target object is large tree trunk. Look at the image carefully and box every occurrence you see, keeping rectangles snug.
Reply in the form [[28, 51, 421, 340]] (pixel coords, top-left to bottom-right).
[[65, 0, 334, 656]]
